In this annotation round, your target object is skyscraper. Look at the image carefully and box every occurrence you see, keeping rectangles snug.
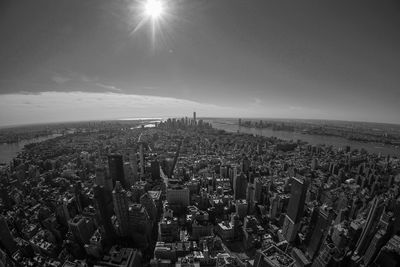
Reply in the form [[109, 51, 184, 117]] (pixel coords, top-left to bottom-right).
[[151, 159, 160, 180], [246, 182, 255, 213], [253, 177, 262, 203], [95, 166, 113, 192], [254, 245, 295, 267], [108, 154, 126, 188], [112, 181, 129, 237], [233, 172, 247, 200], [363, 229, 386, 266], [269, 193, 281, 220], [139, 143, 145, 177], [166, 187, 190, 207], [392, 197, 400, 235], [229, 165, 238, 190], [354, 196, 385, 256], [129, 150, 139, 185], [287, 178, 308, 223], [307, 206, 335, 259], [241, 157, 251, 174], [312, 242, 338, 267], [68, 215, 96, 245], [283, 177, 308, 242], [0, 186, 11, 209], [373, 235, 400, 266], [93, 185, 115, 241], [123, 162, 134, 188], [0, 216, 17, 255], [140, 193, 157, 223], [128, 204, 151, 249]]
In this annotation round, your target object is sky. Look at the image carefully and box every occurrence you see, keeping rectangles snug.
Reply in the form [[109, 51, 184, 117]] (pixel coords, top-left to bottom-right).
[[0, 0, 400, 126]]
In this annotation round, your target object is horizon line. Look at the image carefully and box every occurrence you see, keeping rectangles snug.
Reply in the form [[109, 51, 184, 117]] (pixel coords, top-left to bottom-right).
[[1, 116, 400, 129]]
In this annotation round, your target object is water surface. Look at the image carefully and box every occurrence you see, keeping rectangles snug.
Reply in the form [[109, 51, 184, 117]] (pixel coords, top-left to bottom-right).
[[210, 121, 400, 156], [0, 134, 62, 164]]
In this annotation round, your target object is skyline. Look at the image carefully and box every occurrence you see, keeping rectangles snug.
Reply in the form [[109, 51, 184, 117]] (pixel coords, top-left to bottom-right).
[[1, 0, 400, 126]]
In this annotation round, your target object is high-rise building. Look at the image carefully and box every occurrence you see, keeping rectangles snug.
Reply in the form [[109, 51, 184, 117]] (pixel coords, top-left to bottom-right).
[[139, 143, 145, 177], [131, 181, 148, 203], [158, 217, 179, 242], [193, 111, 196, 124], [0, 247, 15, 267], [229, 165, 238, 190], [62, 195, 78, 225], [378, 211, 394, 232], [246, 183, 255, 213], [311, 242, 338, 267], [140, 193, 157, 222], [84, 229, 103, 258], [363, 229, 386, 266], [128, 204, 151, 249], [0, 186, 11, 209], [241, 157, 251, 174], [282, 177, 308, 243], [0, 216, 17, 255], [108, 154, 126, 188], [93, 185, 115, 241], [151, 159, 160, 180], [166, 187, 190, 207], [220, 165, 228, 179], [254, 245, 295, 267], [95, 245, 142, 267], [354, 196, 385, 256], [253, 178, 262, 203], [68, 215, 96, 245], [123, 162, 134, 188], [392, 197, 400, 235], [286, 178, 308, 223], [95, 166, 113, 192], [307, 206, 335, 259], [282, 215, 299, 244], [373, 235, 400, 266], [129, 151, 139, 185], [233, 173, 247, 200], [112, 181, 129, 237], [269, 193, 281, 220], [291, 248, 311, 267]]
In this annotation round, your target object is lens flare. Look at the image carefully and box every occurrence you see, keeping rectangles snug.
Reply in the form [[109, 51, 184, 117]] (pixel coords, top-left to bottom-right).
[[127, 0, 177, 49], [144, 0, 164, 19]]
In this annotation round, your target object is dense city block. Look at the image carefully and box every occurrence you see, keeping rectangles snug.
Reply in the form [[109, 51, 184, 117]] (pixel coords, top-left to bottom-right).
[[1, 115, 400, 267]]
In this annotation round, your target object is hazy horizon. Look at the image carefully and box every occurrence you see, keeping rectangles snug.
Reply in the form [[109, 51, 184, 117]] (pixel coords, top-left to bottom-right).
[[1, 0, 400, 126], [2, 110, 400, 129]]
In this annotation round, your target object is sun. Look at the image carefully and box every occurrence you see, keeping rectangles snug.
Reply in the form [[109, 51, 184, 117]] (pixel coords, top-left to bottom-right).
[[144, 0, 164, 19], [127, 0, 173, 47]]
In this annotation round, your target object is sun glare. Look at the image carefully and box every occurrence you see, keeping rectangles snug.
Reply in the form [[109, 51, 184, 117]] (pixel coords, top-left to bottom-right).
[[128, 0, 173, 47], [144, 0, 164, 19]]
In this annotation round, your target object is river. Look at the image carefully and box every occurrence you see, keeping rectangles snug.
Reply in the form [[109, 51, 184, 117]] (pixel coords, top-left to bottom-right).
[[210, 121, 400, 157], [0, 134, 62, 164], [0, 119, 161, 165]]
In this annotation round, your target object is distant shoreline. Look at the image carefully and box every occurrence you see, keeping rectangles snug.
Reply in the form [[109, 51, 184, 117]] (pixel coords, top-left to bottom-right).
[[1, 116, 399, 129]]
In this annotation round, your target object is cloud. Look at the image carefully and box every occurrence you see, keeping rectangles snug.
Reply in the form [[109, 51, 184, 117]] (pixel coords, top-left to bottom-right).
[[253, 98, 262, 105], [52, 75, 71, 84], [95, 83, 123, 92], [81, 75, 95, 83], [49, 71, 125, 93], [289, 106, 304, 111]]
